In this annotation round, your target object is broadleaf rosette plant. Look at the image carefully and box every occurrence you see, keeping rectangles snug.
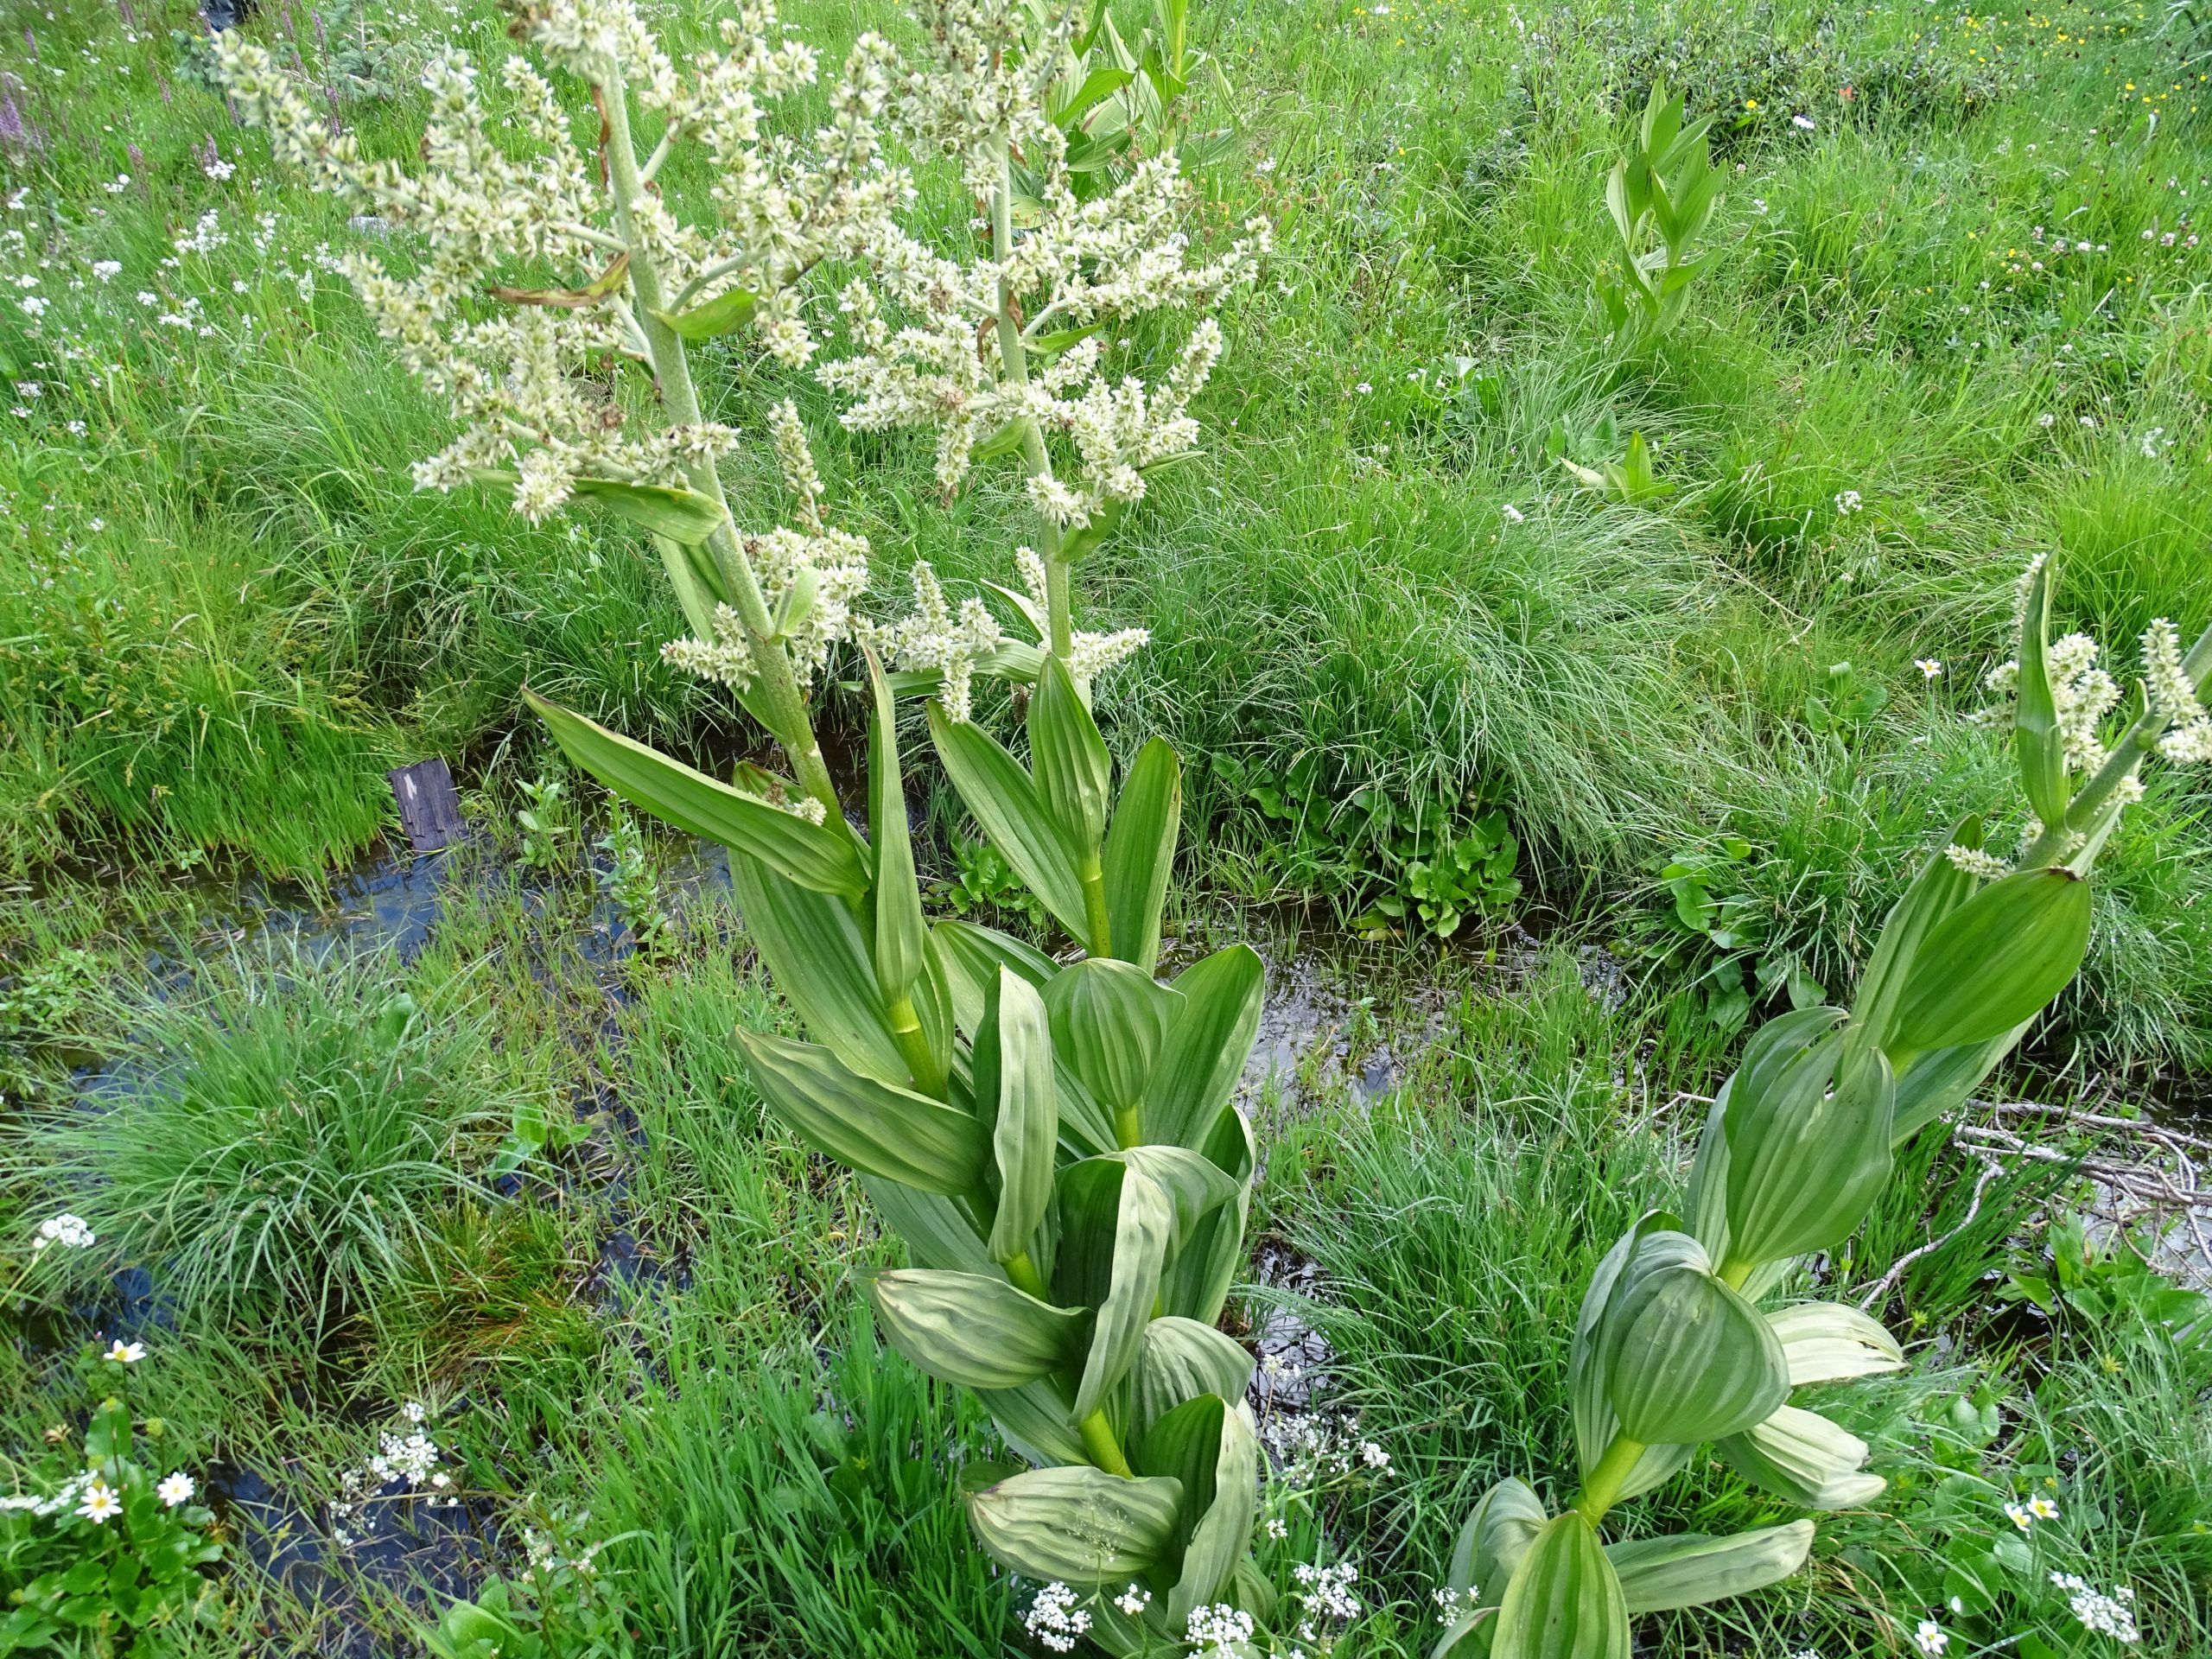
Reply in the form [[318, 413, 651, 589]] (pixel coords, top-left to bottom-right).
[[217, 0, 1270, 1647], [1433, 563, 2212, 1659]]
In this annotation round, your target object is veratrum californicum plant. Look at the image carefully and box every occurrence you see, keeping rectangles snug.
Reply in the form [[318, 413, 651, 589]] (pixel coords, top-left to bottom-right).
[[1432, 558, 2212, 1659], [220, 1, 1281, 1651]]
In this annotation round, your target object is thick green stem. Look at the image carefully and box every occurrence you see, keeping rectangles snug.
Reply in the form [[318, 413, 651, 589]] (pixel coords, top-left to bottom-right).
[[1079, 856, 1113, 959], [1718, 1256, 1754, 1293], [600, 70, 841, 823], [988, 138, 1075, 660], [886, 991, 947, 1098], [1114, 1103, 1142, 1151], [1078, 1409, 1135, 1477], [1005, 1251, 1050, 1301], [1571, 1431, 1647, 1525]]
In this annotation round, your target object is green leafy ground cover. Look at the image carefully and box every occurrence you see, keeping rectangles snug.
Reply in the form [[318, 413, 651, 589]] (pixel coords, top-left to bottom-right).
[[1, 0, 2209, 1654]]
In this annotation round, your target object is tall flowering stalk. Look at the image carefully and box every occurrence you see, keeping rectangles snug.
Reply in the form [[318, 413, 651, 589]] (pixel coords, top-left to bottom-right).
[[219, 0, 1276, 1648], [1430, 569, 2212, 1659]]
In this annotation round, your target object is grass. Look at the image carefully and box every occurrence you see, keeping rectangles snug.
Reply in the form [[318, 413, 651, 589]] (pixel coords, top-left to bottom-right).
[[1, 0, 2210, 1654]]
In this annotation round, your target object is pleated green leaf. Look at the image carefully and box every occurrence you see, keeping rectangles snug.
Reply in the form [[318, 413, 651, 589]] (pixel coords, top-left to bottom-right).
[[1714, 1405, 1885, 1510], [1145, 945, 1265, 1149], [567, 476, 723, 543], [649, 285, 757, 339], [928, 703, 1090, 940], [965, 1465, 1184, 1584], [736, 1030, 987, 1195], [1154, 1102, 1255, 1325], [865, 650, 927, 1007], [1055, 1159, 1173, 1420], [1765, 1302, 1904, 1387], [529, 692, 866, 898], [1598, 1230, 1789, 1446], [1046, 957, 1183, 1116], [978, 1379, 1089, 1467], [1031, 653, 1113, 857], [1723, 1026, 1894, 1267], [1603, 1522, 1815, 1614], [1447, 1475, 1548, 1605], [1135, 1396, 1259, 1624], [728, 853, 906, 1086], [1570, 1213, 1672, 1477], [981, 968, 1058, 1265], [1135, 1317, 1255, 1435], [861, 1177, 995, 1274], [934, 918, 1059, 1038], [1852, 818, 1982, 1049], [1889, 867, 2093, 1058], [1491, 1513, 1630, 1659], [867, 1269, 1088, 1389], [1108, 1144, 1242, 1253], [653, 531, 725, 637], [1102, 738, 1182, 975], [1891, 1026, 2024, 1145], [2012, 558, 2071, 830]]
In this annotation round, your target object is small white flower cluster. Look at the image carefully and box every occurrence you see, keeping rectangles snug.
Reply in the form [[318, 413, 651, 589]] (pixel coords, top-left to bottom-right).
[[330, 1402, 455, 1546], [1022, 1580, 1092, 1652], [31, 1213, 94, 1253], [2005, 1493, 2061, 1529], [1943, 842, 2012, 880], [1257, 1409, 1388, 1482], [1834, 488, 1863, 514], [523, 1523, 603, 1577], [1113, 1583, 1152, 1618], [1185, 1601, 1255, 1652], [2052, 1573, 2139, 1643], [1985, 626, 2120, 775], [1432, 1585, 1471, 1624], [1290, 1560, 1362, 1651]]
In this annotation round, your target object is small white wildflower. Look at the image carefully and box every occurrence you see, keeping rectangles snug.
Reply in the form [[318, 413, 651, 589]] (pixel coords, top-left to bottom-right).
[[1834, 488, 1863, 514], [1024, 1581, 1091, 1653], [2063, 1579, 2139, 1643], [1185, 1602, 1255, 1652], [1500, 503, 1524, 524], [2037, 411, 2056, 428], [1354, 380, 1373, 394], [402, 1400, 429, 1425], [2027, 1494, 2060, 1521], [2005, 1500, 2035, 1530], [1113, 1584, 1153, 1617], [1792, 112, 1816, 130], [17, 294, 44, 317], [1916, 658, 1943, 679], [75, 1480, 123, 1524], [1265, 1516, 1288, 1539], [104, 1339, 146, 1364], [1913, 1618, 1948, 1656], [33, 1214, 95, 1252], [1357, 1440, 1389, 1471], [157, 1472, 196, 1508]]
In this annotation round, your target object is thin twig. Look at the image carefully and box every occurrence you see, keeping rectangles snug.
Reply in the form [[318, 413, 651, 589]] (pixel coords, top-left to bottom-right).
[[1858, 1156, 2006, 1313]]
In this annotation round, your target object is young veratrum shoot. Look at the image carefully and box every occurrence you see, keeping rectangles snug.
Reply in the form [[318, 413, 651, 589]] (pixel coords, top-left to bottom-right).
[[217, 0, 1272, 1648], [1433, 558, 2212, 1659], [1592, 81, 1725, 355]]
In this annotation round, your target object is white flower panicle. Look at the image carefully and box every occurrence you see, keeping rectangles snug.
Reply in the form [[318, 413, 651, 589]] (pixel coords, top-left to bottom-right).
[[1113, 1584, 1153, 1617], [1022, 1580, 1091, 1652], [1985, 629, 2120, 774], [2143, 618, 2212, 764], [899, 0, 1072, 194], [212, 2, 899, 524], [856, 562, 1004, 721]]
